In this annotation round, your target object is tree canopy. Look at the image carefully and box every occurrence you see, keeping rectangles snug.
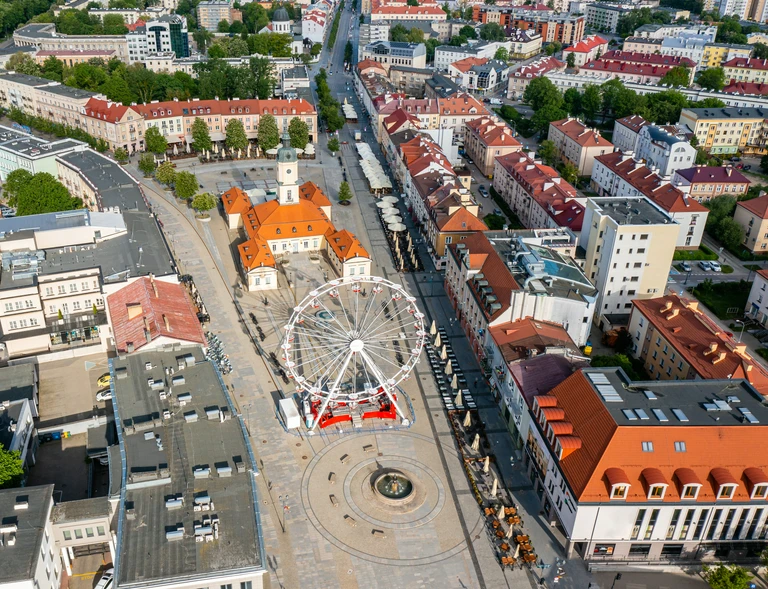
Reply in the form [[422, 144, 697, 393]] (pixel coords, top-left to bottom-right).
[[225, 119, 248, 151], [698, 67, 726, 91], [479, 23, 505, 41], [3, 169, 32, 205], [191, 118, 212, 152], [338, 181, 352, 201], [15, 173, 82, 217], [703, 564, 752, 589], [258, 114, 280, 151], [0, 443, 23, 489], [174, 171, 198, 200], [659, 66, 691, 88], [144, 126, 168, 155], [192, 192, 217, 212], [155, 161, 176, 186], [138, 153, 155, 176], [288, 117, 309, 149]]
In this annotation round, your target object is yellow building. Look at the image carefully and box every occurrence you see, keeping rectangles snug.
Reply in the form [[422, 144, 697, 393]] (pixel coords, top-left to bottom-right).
[[679, 107, 768, 155], [735, 194, 768, 253], [723, 57, 768, 84], [701, 43, 752, 70]]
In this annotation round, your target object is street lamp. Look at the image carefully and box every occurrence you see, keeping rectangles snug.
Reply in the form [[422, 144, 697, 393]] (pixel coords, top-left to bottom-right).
[[610, 573, 622, 589], [735, 319, 746, 343]]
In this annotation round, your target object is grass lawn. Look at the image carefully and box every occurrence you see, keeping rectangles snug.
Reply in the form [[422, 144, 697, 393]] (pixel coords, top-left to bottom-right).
[[489, 186, 524, 229], [673, 245, 718, 261], [692, 280, 752, 320]]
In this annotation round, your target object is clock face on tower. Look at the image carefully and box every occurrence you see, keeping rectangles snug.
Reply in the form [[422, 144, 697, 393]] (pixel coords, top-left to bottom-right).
[[287, 168, 292, 174]]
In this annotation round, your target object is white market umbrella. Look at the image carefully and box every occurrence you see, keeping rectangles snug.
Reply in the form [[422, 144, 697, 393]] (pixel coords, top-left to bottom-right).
[[464, 410, 472, 428], [388, 223, 406, 232], [266, 148, 278, 155], [470, 431, 479, 451], [173, 144, 178, 156], [185, 141, 190, 153], [451, 374, 458, 389], [381, 195, 398, 204], [213, 143, 219, 154], [445, 359, 453, 375], [513, 542, 520, 556], [499, 505, 506, 519], [434, 332, 442, 348], [246, 143, 252, 158], [483, 455, 490, 473], [383, 215, 402, 224], [376, 201, 392, 209], [237, 148, 242, 159], [429, 320, 437, 336], [491, 477, 498, 497]]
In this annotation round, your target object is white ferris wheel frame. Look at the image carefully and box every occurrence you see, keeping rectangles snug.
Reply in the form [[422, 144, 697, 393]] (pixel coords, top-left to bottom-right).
[[282, 275, 426, 429]]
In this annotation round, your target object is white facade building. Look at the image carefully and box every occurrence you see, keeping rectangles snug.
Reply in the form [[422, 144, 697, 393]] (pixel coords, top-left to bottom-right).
[[634, 125, 697, 178]]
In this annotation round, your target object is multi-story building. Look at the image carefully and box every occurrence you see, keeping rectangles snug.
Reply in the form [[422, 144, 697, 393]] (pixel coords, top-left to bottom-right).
[[622, 36, 664, 54], [719, 0, 768, 21], [389, 66, 433, 97], [701, 43, 752, 69], [473, 6, 585, 45], [659, 36, 708, 71], [0, 72, 95, 127], [302, 0, 332, 44], [723, 80, 768, 97], [578, 197, 679, 329], [110, 348, 268, 589], [633, 124, 697, 177], [370, 2, 447, 21], [585, 50, 696, 84], [196, 0, 242, 31], [671, 165, 750, 203], [633, 24, 717, 43], [13, 23, 131, 62], [629, 294, 768, 393], [507, 28, 543, 59], [444, 229, 596, 352], [80, 98, 144, 153], [508, 56, 565, 99], [80, 5, 168, 24], [591, 152, 708, 249], [464, 116, 522, 177], [745, 269, 768, 325], [0, 125, 83, 181], [522, 366, 768, 564], [679, 107, 768, 155], [562, 34, 609, 67], [126, 15, 190, 62], [612, 114, 650, 153], [493, 151, 585, 235], [734, 194, 768, 253], [547, 118, 614, 176], [447, 58, 510, 95], [585, 3, 632, 34], [360, 41, 427, 71], [0, 485, 59, 589], [723, 57, 768, 85], [33, 49, 116, 67], [434, 41, 511, 72]]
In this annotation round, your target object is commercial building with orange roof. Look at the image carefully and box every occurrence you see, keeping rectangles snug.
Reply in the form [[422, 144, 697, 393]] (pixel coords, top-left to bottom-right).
[[628, 294, 768, 394], [223, 134, 370, 291], [80, 97, 144, 153], [592, 151, 708, 249], [444, 230, 596, 356], [735, 194, 768, 253], [464, 116, 522, 177], [521, 365, 768, 563], [493, 151, 585, 234], [547, 118, 614, 176]]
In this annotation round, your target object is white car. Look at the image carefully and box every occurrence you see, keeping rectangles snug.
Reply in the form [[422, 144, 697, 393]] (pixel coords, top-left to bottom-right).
[[95, 568, 114, 589], [96, 389, 113, 402], [710, 261, 722, 272]]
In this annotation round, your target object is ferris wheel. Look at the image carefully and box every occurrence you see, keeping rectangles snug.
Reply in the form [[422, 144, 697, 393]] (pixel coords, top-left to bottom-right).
[[282, 276, 426, 431]]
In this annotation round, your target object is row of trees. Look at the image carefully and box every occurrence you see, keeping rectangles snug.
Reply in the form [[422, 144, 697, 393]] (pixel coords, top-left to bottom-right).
[[327, 0, 345, 49], [3, 169, 83, 216], [7, 106, 109, 152], [315, 70, 345, 132], [49, 7, 128, 36]]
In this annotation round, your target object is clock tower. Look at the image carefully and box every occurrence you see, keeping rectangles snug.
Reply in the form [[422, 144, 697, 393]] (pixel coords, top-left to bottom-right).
[[276, 130, 298, 205]]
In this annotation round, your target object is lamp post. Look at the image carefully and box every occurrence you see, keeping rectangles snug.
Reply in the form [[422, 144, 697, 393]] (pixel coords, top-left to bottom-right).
[[610, 573, 622, 589], [735, 319, 746, 343]]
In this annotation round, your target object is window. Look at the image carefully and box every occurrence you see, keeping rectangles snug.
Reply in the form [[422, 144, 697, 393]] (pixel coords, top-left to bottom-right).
[[629, 543, 651, 556], [718, 485, 736, 500], [674, 441, 686, 452], [74, 529, 83, 539], [97, 526, 105, 536], [649, 485, 666, 500], [706, 509, 723, 540], [682, 484, 699, 500], [642, 441, 653, 452], [221, 585, 233, 589], [644, 509, 660, 540], [679, 509, 694, 540], [240, 583, 253, 589], [720, 509, 736, 540], [667, 509, 681, 539], [593, 544, 615, 556], [63, 530, 72, 541], [631, 509, 646, 540], [693, 509, 710, 540], [754, 484, 768, 499]]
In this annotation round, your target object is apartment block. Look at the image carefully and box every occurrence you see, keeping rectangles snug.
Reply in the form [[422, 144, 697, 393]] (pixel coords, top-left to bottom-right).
[[562, 34, 609, 67], [547, 118, 614, 176], [724, 57, 768, 85], [578, 197, 679, 329], [360, 40, 427, 71], [473, 6, 585, 45], [746, 269, 768, 325], [585, 3, 632, 34], [14, 23, 130, 62], [678, 107, 768, 155], [197, 0, 242, 31], [463, 116, 522, 177], [672, 165, 750, 203], [507, 56, 565, 100], [701, 43, 752, 69], [0, 125, 83, 181], [735, 194, 768, 253]]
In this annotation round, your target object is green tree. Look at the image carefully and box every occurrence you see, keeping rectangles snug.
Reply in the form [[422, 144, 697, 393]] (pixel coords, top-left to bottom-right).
[[16, 173, 82, 217], [659, 65, 691, 88], [494, 47, 508, 61], [591, 354, 644, 379], [193, 28, 214, 51], [713, 217, 745, 250], [114, 147, 128, 162], [344, 40, 353, 63], [192, 192, 217, 212], [566, 52, 575, 68], [753, 42, 768, 59], [537, 140, 558, 166], [581, 84, 602, 124], [311, 43, 322, 57], [559, 162, 579, 185], [288, 117, 309, 149], [563, 87, 581, 115], [225, 118, 248, 151], [698, 67, 726, 91], [695, 97, 726, 108], [138, 153, 156, 177], [191, 118, 212, 152], [338, 181, 352, 201], [407, 0, 418, 5], [257, 113, 280, 151], [40, 56, 64, 82], [524, 77, 563, 111], [0, 443, 24, 489], [3, 169, 32, 205], [479, 22, 505, 41], [328, 136, 340, 153], [101, 71, 134, 105], [144, 126, 168, 155], [155, 161, 176, 185], [544, 41, 561, 56], [208, 44, 226, 59], [531, 104, 567, 135], [218, 19, 230, 32], [459, 24, 477, 39], [645, 90, 688, 124], [7, 52, 40, 75], [174, 171, 198, 200], [102, 13, 127, 34], [702, 564, 752, 589], [249, 57, 276, 99]]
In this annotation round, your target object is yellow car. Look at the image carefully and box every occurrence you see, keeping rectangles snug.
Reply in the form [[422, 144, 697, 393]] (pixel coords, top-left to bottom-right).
[[97, 373, 111, 388]]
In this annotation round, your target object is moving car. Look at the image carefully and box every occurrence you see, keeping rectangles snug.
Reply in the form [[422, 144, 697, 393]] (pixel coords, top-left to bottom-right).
[[709, 260, 722, 272], [698, 260, 712, 271], [96, 389, 113, 402], [478, 185, 489, 198], [97, 373, 111, 388], [95, 568, 114, 589]]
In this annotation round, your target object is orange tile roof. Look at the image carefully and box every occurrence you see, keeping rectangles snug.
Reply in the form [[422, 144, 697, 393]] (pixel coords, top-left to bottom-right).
[[490, 318, 577, 364], [564, 34, 608, 53], [438, 93, 488, 117], [83, 98, 133, 122], [549, 118, 613, 148], [632, 295, 768, 395], [238, 238, 276, 271], [451, 57, 488, 74], [222, 186, 251, 217], [242, 199, 332, 242], [738, 194, 768, 219], [299, 181, 331, 208], [133, 98, 316, 121], [357, 58, 386, 73], [466, 116, 522, 148], [384, 108, 421, 134], [436, 206, 487, 232], [325, 229, 370, 261]]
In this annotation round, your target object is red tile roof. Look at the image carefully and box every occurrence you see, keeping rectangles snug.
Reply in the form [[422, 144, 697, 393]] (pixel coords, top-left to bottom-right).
[[107, 277, 206, 353], [451, 57, 488, 74], [723, 79, 768, 96], [83, 98, 133, 122], [437, 93, 487, 117], [325, 229, 370, 261], [582, 60, 675, 78], [133, 98, 316, 121], [598, 50, 696, 68], [564, 34, 608, 53], [615, 114, 650, 133], [550, 118, 613, 147], [490, 318, 577, 364], [512, 56, 564, 78], [436, 206, 487, 232], [465, 116, 522, 148], [723, 57, 768, 70], [738, 194, 768, 219]]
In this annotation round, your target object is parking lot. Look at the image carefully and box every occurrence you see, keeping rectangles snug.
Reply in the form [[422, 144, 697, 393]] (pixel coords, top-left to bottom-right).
[[62, 553, 112, 589]]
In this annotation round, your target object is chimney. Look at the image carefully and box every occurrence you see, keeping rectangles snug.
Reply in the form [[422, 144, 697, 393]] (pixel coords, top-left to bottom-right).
[[685, 300, 698, 312], [704, 342, 718, 356], [126, 302, 143, 320], [712, 351, 727, 365], [666, 308, 679, 320], [162, 314, 170, 331], [734, 343, 747, 356], [661, 300, 673, 313], [150, 274, 158, 297]]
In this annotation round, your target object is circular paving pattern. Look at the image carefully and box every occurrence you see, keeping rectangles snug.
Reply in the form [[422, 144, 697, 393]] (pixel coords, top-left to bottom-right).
[[300, 431, 484, 566]]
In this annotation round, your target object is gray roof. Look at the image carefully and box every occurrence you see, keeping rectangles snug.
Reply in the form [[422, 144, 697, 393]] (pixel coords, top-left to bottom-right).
[[0, 71, 52, 87], [644, 124, 686, 146], [13, 23, 56, 39], [0, 126, 84, 157], [624, 36, 662, 44], [282, 66, 308, 79], [111, 348, 264, 588], [590, 196, 673, 226], [0, 46, 37, 56], [0, 485, 54, 583], [0, 364, 37, 405], [39, 83, 96, 100], [586, 368, 768, 427], [426, 73, 461, 97], [0, 402, 23, 451], [51, 496, 109, 524], [683, 106, 768, 119], [273, 7, 290, 21]]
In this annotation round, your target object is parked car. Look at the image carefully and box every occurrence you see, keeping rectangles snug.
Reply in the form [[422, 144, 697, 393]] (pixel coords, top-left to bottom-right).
[[744, 164, 752, 171], [493, 208, 502, 216], [698, 260, 712, 271], [680, 261, 692, 272], [97, 373, 111, 387], [95, 568, 114, 589], [731, 156, 741, 162], [96, 389, 113, 402], [478, 185, 489, 198], [710, 260, 722, 272]]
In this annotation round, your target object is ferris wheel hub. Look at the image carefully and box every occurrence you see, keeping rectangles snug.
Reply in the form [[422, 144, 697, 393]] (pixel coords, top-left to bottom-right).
[[349, 338, 365, 353]]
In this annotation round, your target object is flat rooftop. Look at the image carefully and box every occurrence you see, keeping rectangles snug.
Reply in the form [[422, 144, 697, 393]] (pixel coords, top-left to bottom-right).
[[591, 197, 672, 226], [111, 348, 264, 588], [0, 363, 36, 404], [683, 106, 768, 119], [585, 368, 768, 427], [0, 484, 54, 584], [0, 127, 83, 157]]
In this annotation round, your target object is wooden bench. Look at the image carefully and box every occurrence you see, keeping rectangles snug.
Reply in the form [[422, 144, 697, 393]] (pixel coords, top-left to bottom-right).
[[340, 454, 350, 464], [329, 494, 339, 507], [328, 472, 336, 484], [372, 529, 386, 539], [344, 514, 357, 527], [363, 444, 374, 453]]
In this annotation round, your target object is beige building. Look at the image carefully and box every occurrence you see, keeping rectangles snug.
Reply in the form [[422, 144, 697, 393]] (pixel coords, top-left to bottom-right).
[[34, 50, 116, 67], [578, 197, 679, 329], [80, 98, 144, 153], [13, 23, 130, 62], [723, 57, 768, 84], [197, 0, 242, 31], [679, 107, 768, 156], [463, 116, 522, 177], [547, 118, 614, 176], [735, 194, 768, 253], [621, 37, 663, 54]]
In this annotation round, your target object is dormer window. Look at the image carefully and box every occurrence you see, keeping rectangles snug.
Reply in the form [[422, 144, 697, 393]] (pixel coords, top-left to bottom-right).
[[712, 468, 738, 501], [276, 228, 281, 234], [681, 485, 700, 500], [612, 485, 628, 499], [648, 485, 666, 500], [292, 227, 297, 233], [718, 485, 736, 500]]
